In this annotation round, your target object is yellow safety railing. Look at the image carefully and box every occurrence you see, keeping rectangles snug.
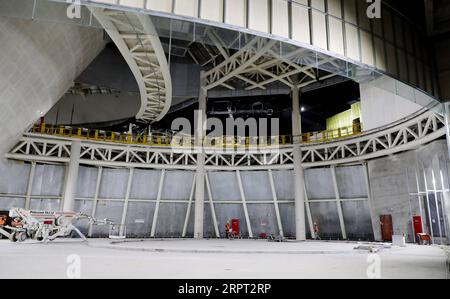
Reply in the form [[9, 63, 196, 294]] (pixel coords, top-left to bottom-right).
[[300, 123, 363, 143], [32, 123, 362, 147]]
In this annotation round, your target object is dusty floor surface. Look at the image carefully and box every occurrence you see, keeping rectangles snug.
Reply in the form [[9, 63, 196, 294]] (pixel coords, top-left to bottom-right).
[[0, 238, 448, 279]]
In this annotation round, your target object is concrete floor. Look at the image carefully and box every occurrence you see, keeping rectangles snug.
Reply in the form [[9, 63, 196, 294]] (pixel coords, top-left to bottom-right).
[[0, 239, 448, 279]]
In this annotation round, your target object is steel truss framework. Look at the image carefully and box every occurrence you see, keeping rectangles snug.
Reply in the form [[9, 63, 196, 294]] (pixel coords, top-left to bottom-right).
[[89, 7, 172, 122], [6, 110, 446, 170], [202, 34, 338, 91]]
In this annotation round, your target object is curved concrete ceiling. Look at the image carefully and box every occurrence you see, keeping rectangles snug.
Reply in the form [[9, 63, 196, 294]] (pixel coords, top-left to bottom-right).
[[82, 0, 439, 101]]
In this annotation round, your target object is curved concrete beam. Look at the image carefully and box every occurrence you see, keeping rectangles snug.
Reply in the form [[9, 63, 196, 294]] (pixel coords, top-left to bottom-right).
[[88, 7, 172, 122]]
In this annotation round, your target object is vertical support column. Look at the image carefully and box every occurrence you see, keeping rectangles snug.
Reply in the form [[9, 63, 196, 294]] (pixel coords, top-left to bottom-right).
[[442, 103, 450, 244], [363, 162, 379, 241], [119, 168, 134, 236], [205, 172, 220, 238], [331, 166, 347, 240], [62, 140, 81, 212], [24, 161, 36, 209], [303, 184, 316, 239], [150, 169, 165, 237], [182, 175, 197, 237], [236, 170, 253, 238], [438, 158, 450, 245], [444, 98, 450, 161], [415, 168, 426, 233], [88, 166, 102, 237], [268, 169, 284, 237], [423, 165, 435, 243], [194, 71, 207, 239], [291, 83, 306, 241], [431, 168, 443, 241]]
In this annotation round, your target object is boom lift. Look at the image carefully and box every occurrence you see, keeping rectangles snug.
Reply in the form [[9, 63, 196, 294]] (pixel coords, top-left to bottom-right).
[[0, 208, 113, 243]]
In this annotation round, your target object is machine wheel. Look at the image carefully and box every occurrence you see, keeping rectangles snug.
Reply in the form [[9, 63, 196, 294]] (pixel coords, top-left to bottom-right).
[[8, 232, 17, 242], [36, 236, 44, 242], [16, 232, 27, 242]]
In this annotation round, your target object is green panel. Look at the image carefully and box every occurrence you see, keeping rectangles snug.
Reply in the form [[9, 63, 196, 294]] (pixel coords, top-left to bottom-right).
[[326, 102, 361, 131]]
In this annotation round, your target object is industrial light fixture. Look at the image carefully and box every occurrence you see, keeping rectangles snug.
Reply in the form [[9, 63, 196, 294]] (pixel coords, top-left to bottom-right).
[[301, 107, 305, 112]]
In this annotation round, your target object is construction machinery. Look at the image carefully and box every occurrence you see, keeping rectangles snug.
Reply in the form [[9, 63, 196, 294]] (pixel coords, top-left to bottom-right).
[[0, 208, 113, 243]]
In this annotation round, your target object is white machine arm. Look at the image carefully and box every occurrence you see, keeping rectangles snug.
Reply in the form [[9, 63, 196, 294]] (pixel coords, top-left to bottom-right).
[[1, 208, 114, 243]]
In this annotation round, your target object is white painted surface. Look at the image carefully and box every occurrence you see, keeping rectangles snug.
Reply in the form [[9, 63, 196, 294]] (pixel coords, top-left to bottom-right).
[[248, 0, 269, 33], [0, 17, 104, 158], [392, 235, 406, 247], [360, 78, 425, 131]]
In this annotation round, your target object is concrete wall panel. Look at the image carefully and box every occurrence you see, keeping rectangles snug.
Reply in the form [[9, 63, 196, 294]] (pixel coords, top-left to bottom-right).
[[99, 168, 129, 199], [291, 2, 310, 44], [208, 171, 241, 201], [312, 10, 327, 50], [278, 203, 295, 237], [125, 202, 155, 237], [146, 0, 172, 13], [73, 199, 94, 234], [271, 170, 294, 200], [91, 201, 124, 236], [335, 166, 367, 198], [76, 166, 99, 198], [130, 169, 161, 200], [214, 203, 248, 237], [309, 201, 341, 238], [155, 203, 187, 237], [328, 17, 344, 55], [0, 17, 104, 158], [174, 0, 198, 17], [305, 168, 334, 199], [31, 165, 65, 197], [162, 171, 194, 200], [240, 171, 272, 200], [0, 161, 29, 195], [0, 197, 24, 210], [342, 200, 373, 239], [203, 202, 217, 237], [248, 0, 269, 33], [29, 199, 61, 211], [247, 204, 277, 236], [271, 0, 289, 38], [201, 0, 223, 22], [224, 0, 246, 27]]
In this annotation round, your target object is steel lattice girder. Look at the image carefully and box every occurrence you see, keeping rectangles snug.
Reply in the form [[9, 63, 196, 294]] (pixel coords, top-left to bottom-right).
[[6, 110, 446, 170], [89, 7, 172, 122], [201, 34, 339, 91]]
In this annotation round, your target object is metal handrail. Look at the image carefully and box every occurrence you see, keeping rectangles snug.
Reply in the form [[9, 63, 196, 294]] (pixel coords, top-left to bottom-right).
[[31, 123, 363, 147]]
